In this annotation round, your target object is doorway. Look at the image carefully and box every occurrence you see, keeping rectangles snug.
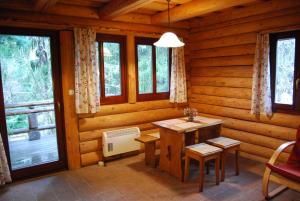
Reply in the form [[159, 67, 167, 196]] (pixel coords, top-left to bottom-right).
[[0, 28, 66, 180]]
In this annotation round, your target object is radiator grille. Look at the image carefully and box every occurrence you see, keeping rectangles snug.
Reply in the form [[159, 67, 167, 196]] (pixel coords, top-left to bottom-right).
[[106, 127, 140, 138]]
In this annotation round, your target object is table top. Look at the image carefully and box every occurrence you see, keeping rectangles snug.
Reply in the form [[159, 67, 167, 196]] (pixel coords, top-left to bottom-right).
[[153, 116, 223, 133]]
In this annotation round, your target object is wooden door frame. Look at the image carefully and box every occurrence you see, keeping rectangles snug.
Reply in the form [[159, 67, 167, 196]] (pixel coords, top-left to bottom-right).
[[0, 27, 67, 180]]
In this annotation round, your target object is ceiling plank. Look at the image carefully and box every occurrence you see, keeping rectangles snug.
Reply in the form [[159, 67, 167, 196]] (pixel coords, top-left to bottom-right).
[[98, 0, 155, 19], [189, 0, 300, 28], [35, 0, 59, 12], [113, 13, 190, 29], [151, 0, 257, 24]]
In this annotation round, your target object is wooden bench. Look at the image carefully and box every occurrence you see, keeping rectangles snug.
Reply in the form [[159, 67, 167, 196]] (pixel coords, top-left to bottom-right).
[[135, 132, 160, 167]]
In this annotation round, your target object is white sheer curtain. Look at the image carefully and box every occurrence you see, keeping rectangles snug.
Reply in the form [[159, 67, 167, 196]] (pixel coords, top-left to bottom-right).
[[74, 28, 100, 114], [251, 33, 272, 116], [0, 134, 11, 185], [169, 46, 187, 103]]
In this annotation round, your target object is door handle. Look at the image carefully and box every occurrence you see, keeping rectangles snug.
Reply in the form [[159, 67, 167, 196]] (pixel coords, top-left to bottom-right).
[[296, 78, 300, 91], [56, 102, 61, 112]]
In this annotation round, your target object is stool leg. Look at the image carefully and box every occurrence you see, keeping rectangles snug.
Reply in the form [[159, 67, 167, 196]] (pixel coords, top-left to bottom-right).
[[199, 158, 204, 192], [144, 142, 156, 168], [206, 161, 210, 175], [235, 149, 239, 176], [221, 150, 226, 182], [184, 155, 190, 182], [215, 155, 220, 185]]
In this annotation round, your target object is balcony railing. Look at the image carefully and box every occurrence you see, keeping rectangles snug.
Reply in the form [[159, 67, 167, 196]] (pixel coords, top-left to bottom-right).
[[5, 100, 55, 140]]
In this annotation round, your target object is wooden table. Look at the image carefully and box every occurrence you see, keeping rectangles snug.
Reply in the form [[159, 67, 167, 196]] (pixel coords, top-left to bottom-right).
[[153, 116, 223, 180]]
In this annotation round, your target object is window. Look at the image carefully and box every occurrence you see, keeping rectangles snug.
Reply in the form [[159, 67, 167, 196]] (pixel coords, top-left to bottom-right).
[[270, 30, 300, 113], [135, 37, 171, 101], [96, 34, 127, 104]]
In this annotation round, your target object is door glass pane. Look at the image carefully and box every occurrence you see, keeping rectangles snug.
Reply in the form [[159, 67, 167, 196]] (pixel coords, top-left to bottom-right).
[[0, 34, 59, 170], [103, 42, 121, 96], [275, 38, 296, 105], [156, 47, 169, 93], [138, 45, 153, 94]]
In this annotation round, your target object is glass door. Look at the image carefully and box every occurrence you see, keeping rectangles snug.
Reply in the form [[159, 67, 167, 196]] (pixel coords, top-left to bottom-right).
[[0, 28, 66, 179]]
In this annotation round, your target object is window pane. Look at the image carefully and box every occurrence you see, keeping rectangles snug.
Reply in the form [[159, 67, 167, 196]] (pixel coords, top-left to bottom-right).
[[103, 42, 121, 96], [275, 38, 296, 105], [156, 47, 170, 93], [138, 45, 153, 94]]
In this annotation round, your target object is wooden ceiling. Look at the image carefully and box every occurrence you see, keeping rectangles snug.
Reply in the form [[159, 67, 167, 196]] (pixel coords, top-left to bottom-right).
[[0, 0, 261, 27]]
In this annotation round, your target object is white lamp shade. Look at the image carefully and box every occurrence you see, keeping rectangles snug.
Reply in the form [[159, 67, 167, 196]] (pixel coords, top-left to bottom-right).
[[154, 32, 185, 48]]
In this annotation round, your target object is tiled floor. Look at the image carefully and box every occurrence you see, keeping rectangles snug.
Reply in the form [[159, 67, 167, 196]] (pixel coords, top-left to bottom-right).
[[0, 154, 299, 201]]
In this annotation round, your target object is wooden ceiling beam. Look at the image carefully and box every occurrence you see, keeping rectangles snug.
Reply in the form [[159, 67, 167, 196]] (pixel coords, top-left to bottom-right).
[[0, 2, 189, 28], [151, 0, 257, 24], [34, 0, 59, 12], [0, 9, 189, 36], [98, 0, 155, 20]]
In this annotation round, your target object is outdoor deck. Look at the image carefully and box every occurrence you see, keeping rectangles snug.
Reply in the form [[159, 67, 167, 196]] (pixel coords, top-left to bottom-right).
[[8, 134, 58, 170]]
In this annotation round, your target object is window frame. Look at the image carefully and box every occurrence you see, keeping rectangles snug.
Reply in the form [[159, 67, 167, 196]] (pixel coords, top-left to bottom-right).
[[269, 30, 300, 113], [96, 34, 127, 105], [135, 37, 171, 102]]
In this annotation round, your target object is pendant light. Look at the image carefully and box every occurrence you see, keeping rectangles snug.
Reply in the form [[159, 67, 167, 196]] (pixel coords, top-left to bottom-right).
[[154, 0, 185, 48]]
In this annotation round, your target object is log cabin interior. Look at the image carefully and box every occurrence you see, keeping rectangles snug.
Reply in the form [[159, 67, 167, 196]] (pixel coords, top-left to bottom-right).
[[0, 0, 299, 200]]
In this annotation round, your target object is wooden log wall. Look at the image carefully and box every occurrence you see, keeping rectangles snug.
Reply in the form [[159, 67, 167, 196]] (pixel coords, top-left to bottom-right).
[[76, 33, 189, 166], [188, 0, 300, 163], [79, 102, 185, 166], [0, 10, 189, 168]]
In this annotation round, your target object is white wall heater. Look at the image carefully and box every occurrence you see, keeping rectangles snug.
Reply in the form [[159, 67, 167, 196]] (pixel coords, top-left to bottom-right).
[[103, 127, 141, 157]]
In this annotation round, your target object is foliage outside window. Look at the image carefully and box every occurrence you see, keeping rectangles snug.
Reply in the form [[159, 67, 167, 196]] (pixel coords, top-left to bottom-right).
[[270, 30, 300, 113], [0, 34, 56, 135], [96, 34, 127, 105], [135, 37, 171, 101]]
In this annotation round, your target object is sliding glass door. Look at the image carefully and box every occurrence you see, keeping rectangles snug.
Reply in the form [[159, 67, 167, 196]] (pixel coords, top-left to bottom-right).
[[0, 28, 66, 179]]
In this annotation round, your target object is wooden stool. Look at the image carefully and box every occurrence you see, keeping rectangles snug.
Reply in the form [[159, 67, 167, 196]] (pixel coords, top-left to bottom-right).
[[206, 137, 241, 182], [184, 143, 222, 192], [135, 133, 160, 168]]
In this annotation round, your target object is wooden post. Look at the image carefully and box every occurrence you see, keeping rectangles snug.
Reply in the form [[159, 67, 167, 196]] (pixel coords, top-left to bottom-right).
[[28, 106, 41, 141], [60, 31, 81, 169], [127, 33, 136, 103]]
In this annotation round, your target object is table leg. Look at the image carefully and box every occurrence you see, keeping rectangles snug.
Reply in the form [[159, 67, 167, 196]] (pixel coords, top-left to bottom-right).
[[185, 131, 196, 146], [159, 128, 185, 180], [198, 125, 221, 142], [235, 149, 240, 176]]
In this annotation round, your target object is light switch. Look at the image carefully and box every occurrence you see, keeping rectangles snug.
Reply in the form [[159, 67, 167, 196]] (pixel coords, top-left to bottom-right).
[[69, 89, 74, 96]]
